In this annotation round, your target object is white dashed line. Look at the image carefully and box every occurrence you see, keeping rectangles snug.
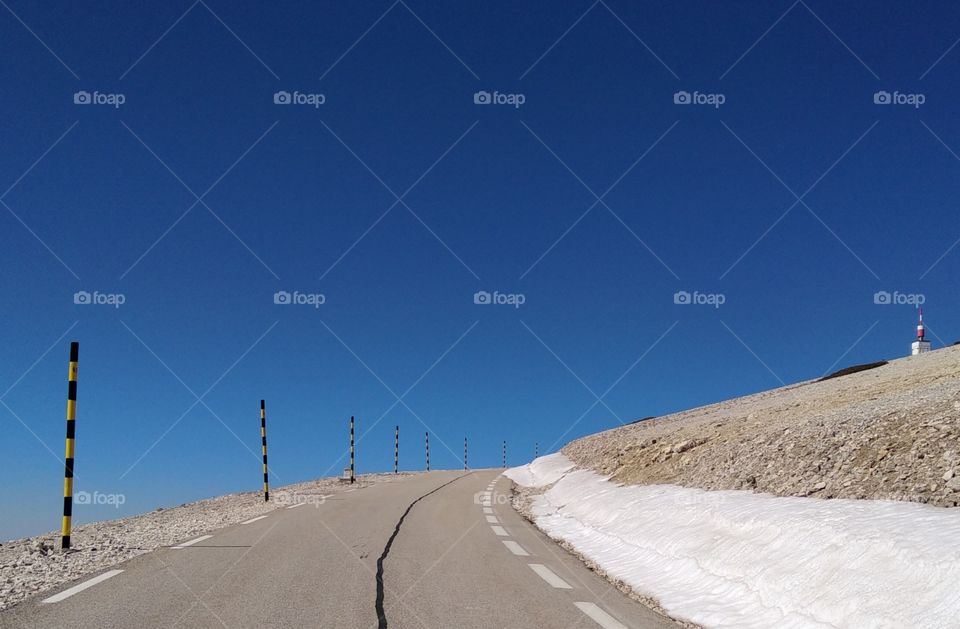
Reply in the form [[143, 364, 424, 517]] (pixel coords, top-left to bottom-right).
[[483, 507, 493, 514], [172, 535, 212, 549], [502, 540, 529, 556], [485, 515, 499, 523], [529, 564, 572, 589], [42, 570, 123, 603], [491, 525, 508, 536], [242, 515, 268, 524], [574, 602, 628, 629], [287, 502, 307, 509]]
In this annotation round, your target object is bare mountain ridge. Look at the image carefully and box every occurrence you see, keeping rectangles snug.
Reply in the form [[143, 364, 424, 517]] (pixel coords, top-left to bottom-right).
[[564, 345, 960, 506]]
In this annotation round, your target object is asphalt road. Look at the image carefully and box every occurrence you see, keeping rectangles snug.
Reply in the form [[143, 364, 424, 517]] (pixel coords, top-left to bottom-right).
[[1, 471, 675, 629]]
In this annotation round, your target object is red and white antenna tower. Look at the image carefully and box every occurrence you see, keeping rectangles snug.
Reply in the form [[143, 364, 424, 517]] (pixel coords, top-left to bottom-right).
[[911, 307, 931, 355]]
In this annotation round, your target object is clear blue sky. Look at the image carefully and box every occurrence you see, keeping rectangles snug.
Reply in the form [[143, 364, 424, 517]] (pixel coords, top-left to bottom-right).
[[2, 1, 959, 540]]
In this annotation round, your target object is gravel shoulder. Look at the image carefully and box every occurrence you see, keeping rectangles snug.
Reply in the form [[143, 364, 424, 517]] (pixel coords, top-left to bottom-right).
[[563, 345, 960, 506], [0, 472, 414, 611]]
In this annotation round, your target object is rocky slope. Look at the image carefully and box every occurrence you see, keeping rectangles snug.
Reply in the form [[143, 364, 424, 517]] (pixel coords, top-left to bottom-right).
[[563, 345, 960, 506]]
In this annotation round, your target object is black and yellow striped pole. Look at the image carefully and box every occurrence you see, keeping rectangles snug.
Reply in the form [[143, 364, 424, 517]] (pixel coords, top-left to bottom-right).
[[61, 341, 78, 550], [394, 425, 399, 474], [260, 400, 269, 501], [464, 437, 468, 470], [349, 416, 355, 484], [425, 431, 430, 472]]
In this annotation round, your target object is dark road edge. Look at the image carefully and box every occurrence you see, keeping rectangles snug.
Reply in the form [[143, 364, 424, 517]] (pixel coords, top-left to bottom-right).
[[375, 473, 472, 628]]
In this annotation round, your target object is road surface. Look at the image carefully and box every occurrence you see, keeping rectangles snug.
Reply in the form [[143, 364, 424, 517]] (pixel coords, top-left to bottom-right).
[[1, 471, 676, 628]]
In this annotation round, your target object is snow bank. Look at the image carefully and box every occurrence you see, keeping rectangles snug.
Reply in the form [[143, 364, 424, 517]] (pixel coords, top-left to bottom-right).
[[506, 454, 960, 629], [503, 451, 574, 487]]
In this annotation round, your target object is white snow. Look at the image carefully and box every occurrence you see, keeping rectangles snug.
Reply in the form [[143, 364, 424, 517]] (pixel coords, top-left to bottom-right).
[[506, 453, 960, 629], [503, 451, 575, 487]]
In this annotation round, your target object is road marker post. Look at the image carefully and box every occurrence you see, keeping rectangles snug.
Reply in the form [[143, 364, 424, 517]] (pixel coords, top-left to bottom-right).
[[464, 437, 468, 470], [425, 431, 430, 471], [535, 442, 538, 458], [394, 425, 399, 474], [502, 440, 506, 468], [61, 341, 78, 550], [260, 400, 269, 501], [350, 416, 355, 484]]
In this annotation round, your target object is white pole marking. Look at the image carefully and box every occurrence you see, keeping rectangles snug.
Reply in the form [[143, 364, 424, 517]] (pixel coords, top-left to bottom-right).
[[529, 564, 572, 589], [242, 515, 268, 524], [574, 602, 628, 629], [42, 570, 124, 603]]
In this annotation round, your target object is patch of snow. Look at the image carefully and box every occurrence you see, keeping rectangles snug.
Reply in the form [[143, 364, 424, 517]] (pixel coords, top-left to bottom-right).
[[508, 454, 960, 628], [504, 452, 574, 487]]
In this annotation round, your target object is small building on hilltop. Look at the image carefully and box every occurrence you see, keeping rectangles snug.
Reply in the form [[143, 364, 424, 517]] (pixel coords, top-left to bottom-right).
[[911, 308, 931, 356]]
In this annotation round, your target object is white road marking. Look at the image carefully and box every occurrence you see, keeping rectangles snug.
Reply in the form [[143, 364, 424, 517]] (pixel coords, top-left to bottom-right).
[[529, 564, 572, 589], [574, 602, 628, 629], [483, 507, 493, 514], [242, 515, 268, 524], [491, 525, 508, 536], [42, 570, 123, 603], [485, 515, 499, 523], [287, 502, 307, 509], [172, 535, 212, 549], [503, 540, 529, 556]]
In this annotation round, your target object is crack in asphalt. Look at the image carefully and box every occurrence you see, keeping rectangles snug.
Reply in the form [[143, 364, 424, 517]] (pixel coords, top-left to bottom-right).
[[375, 473, 470, 628]]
